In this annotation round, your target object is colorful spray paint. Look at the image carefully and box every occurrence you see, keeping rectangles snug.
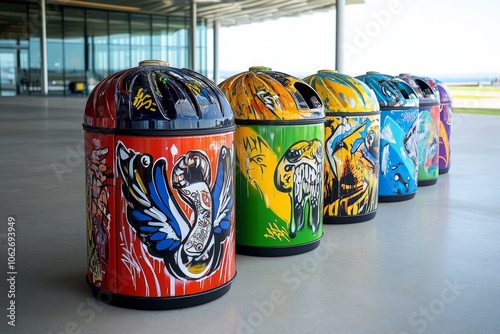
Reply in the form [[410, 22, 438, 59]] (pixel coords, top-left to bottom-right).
[[357, 72, 420, 202], [83, 61, 236, 309], [419, 77, 453, 174], [304, 70, 380, 223], [219, 67, 325, 256], [398, 74, 440, 186], [436, 81, 452, 174]]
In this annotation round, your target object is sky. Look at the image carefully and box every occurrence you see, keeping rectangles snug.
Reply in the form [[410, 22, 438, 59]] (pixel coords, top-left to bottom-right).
[[215, 0, 500, 81]]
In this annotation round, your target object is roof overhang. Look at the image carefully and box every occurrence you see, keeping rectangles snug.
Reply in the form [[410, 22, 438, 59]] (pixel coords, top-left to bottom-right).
[[47, 0, 364, 26]]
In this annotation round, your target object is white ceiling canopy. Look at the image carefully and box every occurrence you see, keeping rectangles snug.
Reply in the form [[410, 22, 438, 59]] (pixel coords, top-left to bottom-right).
[[50, 0, 363, 26]]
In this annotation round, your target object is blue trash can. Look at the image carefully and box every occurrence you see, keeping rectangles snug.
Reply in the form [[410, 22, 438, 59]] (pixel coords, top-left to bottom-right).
[[357, 72, 419, 202]]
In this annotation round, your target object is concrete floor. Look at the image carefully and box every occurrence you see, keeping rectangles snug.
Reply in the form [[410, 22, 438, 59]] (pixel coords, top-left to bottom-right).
[[0, 96, 499, 334]]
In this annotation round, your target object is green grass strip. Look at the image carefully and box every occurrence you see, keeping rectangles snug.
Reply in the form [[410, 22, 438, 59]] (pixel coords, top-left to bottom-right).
[[453, 108, 500, 115], [449, 86, 500, 92], [451, 95, 494, 100]]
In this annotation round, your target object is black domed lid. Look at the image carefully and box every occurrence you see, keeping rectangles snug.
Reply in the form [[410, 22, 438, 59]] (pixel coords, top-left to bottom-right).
[[84, 60, 234, 132], [398, 73, 440, 107]]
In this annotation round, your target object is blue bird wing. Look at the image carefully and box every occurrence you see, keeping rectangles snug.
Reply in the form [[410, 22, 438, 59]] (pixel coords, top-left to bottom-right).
[[116, 142, 190, 259], [211, 145, 233, 240]]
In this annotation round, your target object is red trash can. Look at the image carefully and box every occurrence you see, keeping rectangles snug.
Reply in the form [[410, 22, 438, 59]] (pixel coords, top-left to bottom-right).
[[83, 60, 236, 309]]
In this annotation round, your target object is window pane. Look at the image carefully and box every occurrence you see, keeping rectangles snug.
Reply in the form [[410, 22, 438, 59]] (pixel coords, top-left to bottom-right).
[[0, 3, 209, 95], [64, 8, 85, 94], [109, 12, 130, 72], [197, 19, 207, 75], [152, 16, 168, 62], [0, 4, 29, 95], [131, 14, 151, 65], [46, 8, 63, 94], [168, 17, 188, 69], [86, 10, 108, 83], [27, 4, 41, 93]]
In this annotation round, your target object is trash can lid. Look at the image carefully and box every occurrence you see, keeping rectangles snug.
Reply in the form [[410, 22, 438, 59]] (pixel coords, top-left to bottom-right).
[[218, 66, 324, 122], [84, 60, 234, 132], [356, 72, 419, 109], [398, 73, 440, 106], [419, 76, 452, 104], [303, 70, 380, 114]]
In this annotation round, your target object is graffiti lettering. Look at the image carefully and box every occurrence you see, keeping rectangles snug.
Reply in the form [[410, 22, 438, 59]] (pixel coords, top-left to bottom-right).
[[264, 222, 290, 242], [133, 88, 157, 112], [243, 135, 270, 173]]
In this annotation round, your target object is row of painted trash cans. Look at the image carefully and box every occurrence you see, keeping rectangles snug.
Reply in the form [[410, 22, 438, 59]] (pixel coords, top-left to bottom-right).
[[83, 60, 452, 309]]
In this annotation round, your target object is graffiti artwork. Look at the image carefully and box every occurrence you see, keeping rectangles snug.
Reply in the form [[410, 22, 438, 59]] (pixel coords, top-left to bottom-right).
[[274, 139, 323, 237], [439, 103, 452, 173], [86, 137, 113, 286], [85, 133, 235, 301], [218, 67, 325, 254], [235, 124, 324, 250], [418, 106, 440, 184], [379, 109, 419, 199], [115, 141, 233, 281], [323, 116, 379, 221]]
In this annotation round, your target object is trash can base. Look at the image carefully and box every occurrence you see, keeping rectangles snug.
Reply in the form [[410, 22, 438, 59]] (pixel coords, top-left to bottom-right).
[[379, 192, 416, 203], [324, 211, 377, 224], [86, 275, 235, 310], [418, 178, 438, 186], [236, 237, 322, 257], [439, 167, 449, 175]]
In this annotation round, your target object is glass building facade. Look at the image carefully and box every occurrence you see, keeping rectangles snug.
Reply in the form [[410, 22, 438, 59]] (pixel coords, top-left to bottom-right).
[[0, 1, 208, 96]]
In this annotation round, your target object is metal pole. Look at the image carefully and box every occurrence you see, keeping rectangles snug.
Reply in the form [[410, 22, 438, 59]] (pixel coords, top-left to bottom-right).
[[335, 0, 345, 72], [40, 0, 48, 95], [213, 20, 220, 84], [189, 0, 197, 71]]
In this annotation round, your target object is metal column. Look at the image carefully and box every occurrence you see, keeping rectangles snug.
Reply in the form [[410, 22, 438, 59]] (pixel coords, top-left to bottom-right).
[[40, 0, 48, 95], [335, 0, 345, 72], [213, 20, 220, 84], [189, 0, 197, 71]]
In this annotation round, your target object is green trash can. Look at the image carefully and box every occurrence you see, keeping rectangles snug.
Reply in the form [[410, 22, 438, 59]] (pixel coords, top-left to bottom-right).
[[419, 77, 453, 174], [398, 74, 440, 186], [219, 66, 325, 256], [303, 70, 380, 223]]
